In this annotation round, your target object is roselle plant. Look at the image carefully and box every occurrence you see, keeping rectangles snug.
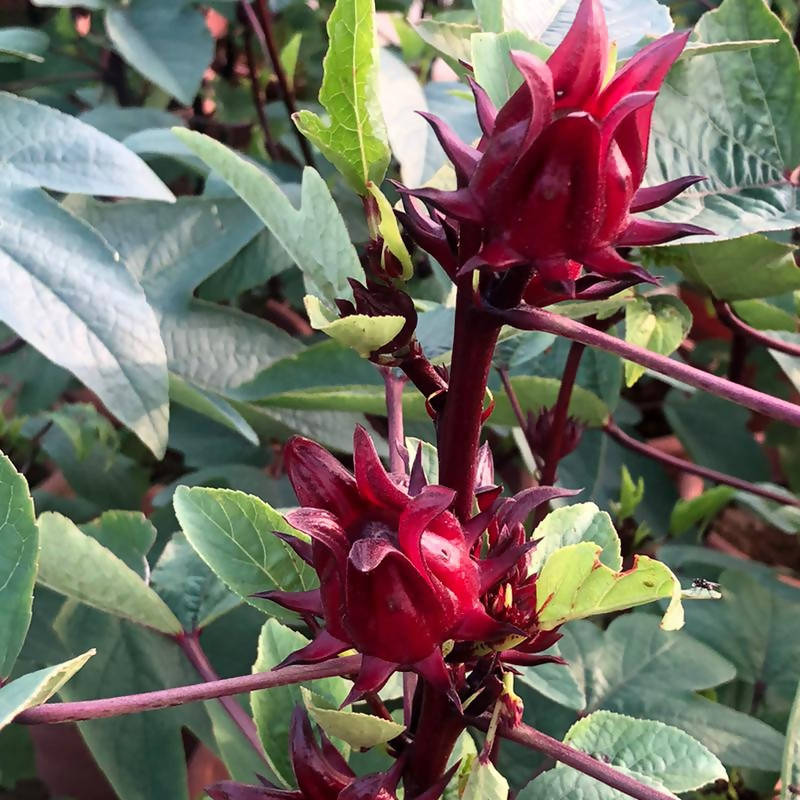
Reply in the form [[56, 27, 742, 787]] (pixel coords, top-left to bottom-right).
[[2, 0, 800, 799]]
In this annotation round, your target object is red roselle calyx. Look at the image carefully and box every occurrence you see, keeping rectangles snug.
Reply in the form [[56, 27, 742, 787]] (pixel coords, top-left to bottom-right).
[[260, 428, 574, 703], [207, 707, 454, 800], [396, 0, 711, 305]]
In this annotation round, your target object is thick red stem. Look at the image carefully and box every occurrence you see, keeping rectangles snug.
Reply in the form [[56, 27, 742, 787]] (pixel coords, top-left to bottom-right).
[[437, 276, 501, 520], [404, 683, 465, 797]]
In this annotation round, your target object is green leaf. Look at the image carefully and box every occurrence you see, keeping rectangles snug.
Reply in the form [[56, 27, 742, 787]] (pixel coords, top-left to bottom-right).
[[529, 503, 622, 575], [680, 570, 800, 726], [0, 189, 169, 457], [645, 0, 800, 240], [461, 757, 509, 800], [78, 106, 184, 141], [304, 295, 405, 358], [475, 0, 673, 59], [664, 392, 770, 482], [80, 510, 156, 577], [564, 711, 726, 792], [105, 0, 213, 105], [302, 687, 405, 749], [406, 437, 439, 485], [575, 615, 785, 769], [0, 93, 173, 200], [0, 651, 94, 731], [53, 604, 212, 800], [0, 27, 48, 62], [611, 465, 645, 523], [67, 195, 300, 398], [253, 620, 350, 787], [471, 31, 551, 106], [516, 644, 586, 711], [536, 542, 684, 631], [782, 678, 800, 800], [175, 130, 365, 305], [624, 295, 692, 387], [293, 0, 389, 193], [669, 486, 734, 536], [764, 330, 800, 396], [173, 486, 316, 619], [414, 20, 477, 62], [0, 452, 38, 679], [649, 236, 800, 301], [169, 374, 259, 445], [36, 512, 182, 635], [150, 533, 240, 632], [519, 765, 674, 800]]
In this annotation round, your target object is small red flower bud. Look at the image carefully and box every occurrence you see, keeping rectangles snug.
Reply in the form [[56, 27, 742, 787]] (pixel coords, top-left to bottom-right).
[[397, 0, 712, 300]]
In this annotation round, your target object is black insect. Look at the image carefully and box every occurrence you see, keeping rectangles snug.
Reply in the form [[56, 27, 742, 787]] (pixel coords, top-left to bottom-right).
[[691, 578, 721, 592]]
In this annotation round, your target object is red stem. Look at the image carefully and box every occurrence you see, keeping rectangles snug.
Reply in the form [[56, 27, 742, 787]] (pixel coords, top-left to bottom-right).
[[176, 633, 267, 762], [715, 301, 800, 358], [469, 717, 678, 800], [381, 367, 407, 473], [398, 341, 448, 408], [437, 277, 501, 520], [404, 683, 465, 797], [539, 342, 585, 487], [244, 0, 315, 166], [604, 419, 800, 508], [15, 656, 361, 725], [497, 366, 538, 462], [241, 7, 281, 161], [492, 304, 800, 428]]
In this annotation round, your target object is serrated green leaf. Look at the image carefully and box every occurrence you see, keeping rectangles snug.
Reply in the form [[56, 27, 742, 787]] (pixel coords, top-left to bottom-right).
[[173, 486, 316, 620], [301, 686, 405, 749], [36, 512, 182, 635], [0, 651, 94, 731], [680, 570, 800, 726], [624, 295, 692, 387], [648, 235, 800, 301], [0, 452, 38, 679], [529, 503, 622, 575], [254, 621, 350, 787], [0, 189, 170, 458], [174, 130, 365, 305], [80, 510, 156, 577], [645, 0, 800, 240], [536, 543, 683, 631], [150, 533, 240, 633], [304, 295, 405, 358], [105, 0, 212, 105], [293, 0, 389, 193], [782, 678, 800, 800], [564, 711, 726, 792], [519, 765, 675, 800], [577, 615, 785, 770]]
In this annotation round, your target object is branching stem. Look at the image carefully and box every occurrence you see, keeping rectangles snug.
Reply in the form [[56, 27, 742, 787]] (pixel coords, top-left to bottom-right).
[[15, 656, 361, 725], [491, 304, 800, 427]]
